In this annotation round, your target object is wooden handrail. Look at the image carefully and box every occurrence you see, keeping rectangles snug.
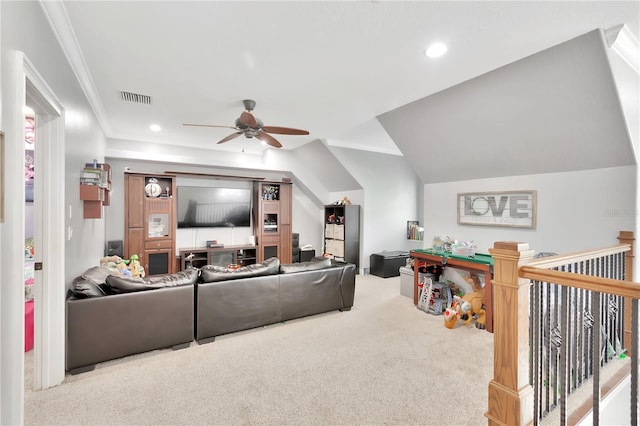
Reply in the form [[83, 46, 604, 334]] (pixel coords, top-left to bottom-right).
[[520, 266, 640, 299], [527, 244, 630, 269], [486, 232, 636, 425]]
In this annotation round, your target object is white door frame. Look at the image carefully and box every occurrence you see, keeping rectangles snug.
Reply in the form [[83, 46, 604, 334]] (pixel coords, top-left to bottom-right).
[[23, 55, 66, 391], [1, 50, 65, 426]]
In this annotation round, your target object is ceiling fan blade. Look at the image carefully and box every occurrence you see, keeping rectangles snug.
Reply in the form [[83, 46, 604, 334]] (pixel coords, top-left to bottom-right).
[[217, 132, 243, 144], [256, 132, 282, 148], [261, 126, 309, 135], [183, 123, 237, 130], [238, 111, 257, 127]]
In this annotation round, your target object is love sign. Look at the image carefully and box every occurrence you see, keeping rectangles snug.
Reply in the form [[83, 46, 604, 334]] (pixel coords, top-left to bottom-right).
[[457, 191, 536, 228]]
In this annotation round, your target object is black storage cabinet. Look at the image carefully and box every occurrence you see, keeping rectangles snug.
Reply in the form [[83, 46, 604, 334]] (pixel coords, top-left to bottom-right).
[[370, 251, 410, 278]]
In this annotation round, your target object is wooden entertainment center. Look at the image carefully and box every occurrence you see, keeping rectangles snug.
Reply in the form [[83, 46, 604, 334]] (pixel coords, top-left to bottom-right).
[[123, 172, 293, 275]]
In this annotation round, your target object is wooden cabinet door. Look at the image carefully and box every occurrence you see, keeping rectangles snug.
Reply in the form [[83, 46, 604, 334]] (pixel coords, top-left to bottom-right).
[[279, 223, 292, 263], [279, 183, 291, 225], [127, 228, 144, 260], [144, 197, 173, 243], [126, 175, 144, 228]]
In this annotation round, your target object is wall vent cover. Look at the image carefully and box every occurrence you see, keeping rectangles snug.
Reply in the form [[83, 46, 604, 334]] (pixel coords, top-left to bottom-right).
[[120, 91, 152, 105]]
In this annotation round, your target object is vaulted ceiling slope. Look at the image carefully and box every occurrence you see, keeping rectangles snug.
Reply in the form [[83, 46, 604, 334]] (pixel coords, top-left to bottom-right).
[[43, 1, 638, 159], [378, 29, 637, 184]]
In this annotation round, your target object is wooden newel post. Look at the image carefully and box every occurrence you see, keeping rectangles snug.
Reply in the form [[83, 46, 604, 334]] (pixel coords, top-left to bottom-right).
[[485, 242, 535, 426]]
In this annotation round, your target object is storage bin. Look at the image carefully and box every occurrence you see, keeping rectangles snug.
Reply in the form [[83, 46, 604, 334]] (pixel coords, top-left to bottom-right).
[[399, 266, 414, 298], [370, 251, 409, 278]]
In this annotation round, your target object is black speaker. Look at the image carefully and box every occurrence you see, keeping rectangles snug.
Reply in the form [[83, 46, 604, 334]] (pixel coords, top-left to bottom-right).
[[107, 240, 123, 257]]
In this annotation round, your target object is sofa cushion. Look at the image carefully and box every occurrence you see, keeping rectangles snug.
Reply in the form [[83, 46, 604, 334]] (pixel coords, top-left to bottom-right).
[[199, 257, 280, 283], [105, 268, 199, 294], [279, 257, 333, 274], [70, 266, 112, 298]]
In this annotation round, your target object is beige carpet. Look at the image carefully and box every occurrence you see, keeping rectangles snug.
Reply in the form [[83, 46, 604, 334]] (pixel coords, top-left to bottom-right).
[[24, 274, 494, 425]]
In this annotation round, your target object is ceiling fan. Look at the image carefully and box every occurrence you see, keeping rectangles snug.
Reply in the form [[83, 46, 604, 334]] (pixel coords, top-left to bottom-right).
[[183, 99, 309, 148]]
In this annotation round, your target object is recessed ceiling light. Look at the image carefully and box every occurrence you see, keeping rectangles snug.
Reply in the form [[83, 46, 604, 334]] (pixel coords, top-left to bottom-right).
[[149, 124, 161, 132], [425, 42, 447, 58]]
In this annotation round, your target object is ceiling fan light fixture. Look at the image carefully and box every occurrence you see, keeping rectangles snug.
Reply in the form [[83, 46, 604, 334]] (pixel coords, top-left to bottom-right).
[[425, 42, 447, 58], [184, 99, 307, 149]]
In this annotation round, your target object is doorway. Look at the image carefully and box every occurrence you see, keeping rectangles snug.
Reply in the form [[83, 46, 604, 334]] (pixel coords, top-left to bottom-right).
[[22, 53, 66, 391], [24, 112, 35, 359]]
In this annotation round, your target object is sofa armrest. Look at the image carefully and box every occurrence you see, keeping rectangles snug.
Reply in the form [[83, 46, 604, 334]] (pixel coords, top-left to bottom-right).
[[66, 285, 194, 372], [339, 263, 357, 309]]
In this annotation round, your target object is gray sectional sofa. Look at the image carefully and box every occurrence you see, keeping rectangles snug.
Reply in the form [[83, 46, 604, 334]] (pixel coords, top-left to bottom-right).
[[65, 257, 356, 374], [196, 258, 356, 343]]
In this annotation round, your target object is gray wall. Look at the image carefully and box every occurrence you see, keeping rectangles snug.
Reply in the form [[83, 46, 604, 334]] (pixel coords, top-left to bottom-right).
[[328, 146, 422, 271], [1, 1, 109, 284], [424, 166, 636, 255]]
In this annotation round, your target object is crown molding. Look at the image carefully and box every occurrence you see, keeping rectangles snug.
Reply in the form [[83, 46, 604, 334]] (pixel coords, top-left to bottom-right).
[[606, 24, 639, 74], [38, 1, 112, 134]]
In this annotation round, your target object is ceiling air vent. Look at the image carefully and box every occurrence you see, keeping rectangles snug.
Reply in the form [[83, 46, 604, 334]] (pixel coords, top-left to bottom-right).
[[120, 91, 152, 105]]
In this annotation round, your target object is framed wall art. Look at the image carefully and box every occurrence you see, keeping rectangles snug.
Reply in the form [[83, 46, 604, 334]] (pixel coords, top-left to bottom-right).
[[457, 190, 536, 228]]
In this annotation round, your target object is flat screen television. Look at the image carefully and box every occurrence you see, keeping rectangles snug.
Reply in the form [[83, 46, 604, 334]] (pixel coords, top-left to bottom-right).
[[177, 186, 252, 228]]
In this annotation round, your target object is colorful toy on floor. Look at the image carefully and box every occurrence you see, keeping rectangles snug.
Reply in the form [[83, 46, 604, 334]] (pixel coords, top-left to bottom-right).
[[454, 290, 486, 329], [443, 305, 460, 329], [443, 272, 486, 330]]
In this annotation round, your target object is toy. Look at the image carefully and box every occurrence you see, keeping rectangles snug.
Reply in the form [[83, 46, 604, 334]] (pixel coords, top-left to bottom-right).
[[333, 196, 352, 206], [454, 290, 486, 329], [100, 255, 135, 276], [100, 255, 123, 268], [443, 272, 486, 329], [128, 254, 145, 278], [443, 304, 460, 329], [443, 291, 486, 329]]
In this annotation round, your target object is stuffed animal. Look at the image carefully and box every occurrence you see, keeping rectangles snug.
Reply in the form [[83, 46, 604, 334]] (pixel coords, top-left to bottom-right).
[[443, 281, 486, 330], [453, 289, 486, 329], [117, 262, 131, 276], [100, 255, 122, 267]]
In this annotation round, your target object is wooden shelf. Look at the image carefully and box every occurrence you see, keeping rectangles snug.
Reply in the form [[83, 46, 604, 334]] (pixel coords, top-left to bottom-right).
[[179, 245, 257, 270], [80, 162, 110, 218], [323, 204, 360, 268]]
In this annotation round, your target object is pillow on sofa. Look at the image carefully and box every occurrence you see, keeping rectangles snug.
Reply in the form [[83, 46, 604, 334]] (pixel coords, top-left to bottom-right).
[[279, 257, 333, 274], [105, 268, 199, 294], [199, 257, 280, 283], [69, 266, 113, 298]]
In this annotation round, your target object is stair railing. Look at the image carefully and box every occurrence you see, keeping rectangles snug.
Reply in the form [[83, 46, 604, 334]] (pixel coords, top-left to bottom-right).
[[485, 231, 638, 426]]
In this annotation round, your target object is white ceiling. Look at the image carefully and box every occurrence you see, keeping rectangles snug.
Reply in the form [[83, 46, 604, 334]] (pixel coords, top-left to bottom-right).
[[45, 1, 638, 158]]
